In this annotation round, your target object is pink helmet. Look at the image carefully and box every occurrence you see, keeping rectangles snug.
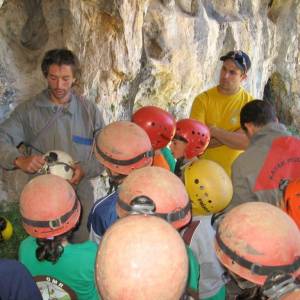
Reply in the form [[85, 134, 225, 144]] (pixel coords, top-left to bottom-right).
[[175, 119, 210, 159], [117, 166, 191, 229], [96, 215, 188, 300], [215, 202, 300, 285], [20, 174, 81, 239], [94, 121, 153, 175], [132, 106, 176, 150]]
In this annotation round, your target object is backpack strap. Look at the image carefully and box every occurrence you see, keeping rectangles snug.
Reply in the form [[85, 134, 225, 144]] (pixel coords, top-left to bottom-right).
[[182, 220, 200, 245]]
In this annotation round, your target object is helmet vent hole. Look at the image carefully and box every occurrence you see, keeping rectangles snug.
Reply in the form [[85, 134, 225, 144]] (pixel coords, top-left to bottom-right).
[[208, 200, 212, 203], [200, 186, 204, 190], [151, 122, 155, 126], [192, 130, 195, 134], [194, 179, 199, 184]]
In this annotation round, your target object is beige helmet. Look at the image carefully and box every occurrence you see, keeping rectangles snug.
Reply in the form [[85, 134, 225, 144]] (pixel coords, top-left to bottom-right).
[[117, 166, 191, 229], [20, 174, 81, 238], [96, 215, 188, 300], [215, 202, 300, 286], [39, 150, 74, 180], [94, 121, 153, 175]]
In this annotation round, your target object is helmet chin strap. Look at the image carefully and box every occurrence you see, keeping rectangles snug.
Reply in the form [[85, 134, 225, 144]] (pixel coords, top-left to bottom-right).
[[261, 272, 300, 299], [174, 157, 184, 177]]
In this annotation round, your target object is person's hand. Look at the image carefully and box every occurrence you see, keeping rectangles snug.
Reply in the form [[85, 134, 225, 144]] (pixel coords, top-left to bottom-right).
[[69, 163, 85, 185], [208, 125, 223, 147], [14, 155, 45, 173], [208, 137, 223, 148]]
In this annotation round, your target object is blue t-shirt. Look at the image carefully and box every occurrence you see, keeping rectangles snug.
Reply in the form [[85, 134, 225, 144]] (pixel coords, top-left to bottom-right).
[[87, 191, 119, 243], [0, 259, 42, 300]]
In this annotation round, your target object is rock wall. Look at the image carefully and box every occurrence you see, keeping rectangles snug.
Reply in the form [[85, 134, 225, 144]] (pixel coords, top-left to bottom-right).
[[0, 0, 299, 201]]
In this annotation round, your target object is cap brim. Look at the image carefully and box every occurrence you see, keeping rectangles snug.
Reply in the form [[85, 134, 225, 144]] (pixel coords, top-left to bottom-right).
[[220, 56, 245, 72]]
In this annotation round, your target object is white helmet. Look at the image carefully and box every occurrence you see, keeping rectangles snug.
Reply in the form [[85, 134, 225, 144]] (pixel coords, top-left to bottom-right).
[[39, 150, 74, 180]]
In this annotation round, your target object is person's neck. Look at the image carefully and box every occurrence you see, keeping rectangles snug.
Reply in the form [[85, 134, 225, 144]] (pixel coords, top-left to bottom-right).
[[217, 85, 240, 96]]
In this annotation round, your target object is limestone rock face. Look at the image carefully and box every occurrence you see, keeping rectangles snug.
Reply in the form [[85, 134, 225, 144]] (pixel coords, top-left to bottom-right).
[[0, 0, 299, 201]]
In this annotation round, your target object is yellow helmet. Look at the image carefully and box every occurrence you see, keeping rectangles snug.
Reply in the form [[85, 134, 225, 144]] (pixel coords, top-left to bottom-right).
[[184, 158, 233, 215], [0, 217, 13, 241]]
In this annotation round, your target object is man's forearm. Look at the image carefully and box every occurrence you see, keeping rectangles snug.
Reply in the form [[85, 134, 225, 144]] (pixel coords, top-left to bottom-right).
[[209, 127, 249, 150], [208, 137, 223, 148]]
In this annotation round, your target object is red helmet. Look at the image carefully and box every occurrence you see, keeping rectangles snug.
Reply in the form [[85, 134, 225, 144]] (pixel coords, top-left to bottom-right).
[[175, 119, 210, 159], [117, 166, 191, 229], [215, 202, 300, 286], [281, 179, 300, 229], [94, 121, 153, 175], [96, 215, 188, 300], [132, 106, 176, 150], [20, 174, 81, 239]]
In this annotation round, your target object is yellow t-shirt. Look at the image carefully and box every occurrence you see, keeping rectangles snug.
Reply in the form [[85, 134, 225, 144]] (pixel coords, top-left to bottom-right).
[[190, 86, 253, 176]]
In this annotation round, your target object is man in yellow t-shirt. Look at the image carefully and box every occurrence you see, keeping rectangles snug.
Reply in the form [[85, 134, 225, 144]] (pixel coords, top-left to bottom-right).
[[190, 50, 253, 176]]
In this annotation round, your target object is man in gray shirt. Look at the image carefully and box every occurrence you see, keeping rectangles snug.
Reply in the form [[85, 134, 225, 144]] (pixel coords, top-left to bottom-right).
[[230, 99, 293, 209], [0, 48, 105, 242]]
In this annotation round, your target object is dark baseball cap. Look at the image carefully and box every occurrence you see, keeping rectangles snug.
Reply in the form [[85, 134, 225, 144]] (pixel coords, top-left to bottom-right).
[[220, 50, 251, 73]]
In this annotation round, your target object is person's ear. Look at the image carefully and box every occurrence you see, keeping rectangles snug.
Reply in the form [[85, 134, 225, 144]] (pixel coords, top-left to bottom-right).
[[243, 122, 255, 137], [241, 72, 247, 81]]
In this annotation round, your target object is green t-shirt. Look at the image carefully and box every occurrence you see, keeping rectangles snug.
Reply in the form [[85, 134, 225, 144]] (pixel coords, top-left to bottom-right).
[[186, 246, 200, 292], [161, 147, 176, 172], [19, 236, 99, 300]]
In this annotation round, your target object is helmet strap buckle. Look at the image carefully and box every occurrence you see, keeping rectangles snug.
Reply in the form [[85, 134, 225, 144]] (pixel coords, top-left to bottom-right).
[[49, 218, 62, 229], [129, 196, 156, 215]]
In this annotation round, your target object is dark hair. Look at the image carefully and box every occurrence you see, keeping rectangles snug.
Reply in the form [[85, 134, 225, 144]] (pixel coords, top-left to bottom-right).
[[41, 48, 80, 79], [240, 100, 277, 130], [36, 231, 73, 264]]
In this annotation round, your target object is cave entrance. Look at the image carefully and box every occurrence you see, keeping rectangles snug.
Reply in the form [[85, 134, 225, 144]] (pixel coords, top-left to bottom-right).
[[263, 72, 292, 126]]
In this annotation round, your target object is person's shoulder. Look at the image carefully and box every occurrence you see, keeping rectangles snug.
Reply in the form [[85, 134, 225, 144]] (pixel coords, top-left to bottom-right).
[[69, 241, 98, 261], [92, 191, 118, 209], [194, 86, 216, 100], [233, 149, 247, 165], [15, 90, 48, 111], [239, 87, 254, 101], [80, 240, 98, 251], [232, 146, 256, 173], [20, 235, 35, 246], [19, 236, 36, 255], [73, 92, 98, 110]]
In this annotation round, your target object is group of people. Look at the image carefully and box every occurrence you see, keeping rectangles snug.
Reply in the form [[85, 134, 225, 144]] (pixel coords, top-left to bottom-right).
[[0, 47, 300, 300]]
